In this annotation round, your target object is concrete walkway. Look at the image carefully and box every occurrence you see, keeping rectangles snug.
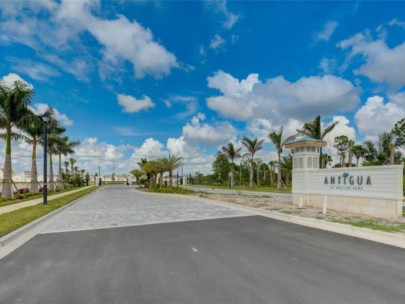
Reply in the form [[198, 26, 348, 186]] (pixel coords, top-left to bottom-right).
[[183, 185, 292, 200], [0, 186, 94, 215]]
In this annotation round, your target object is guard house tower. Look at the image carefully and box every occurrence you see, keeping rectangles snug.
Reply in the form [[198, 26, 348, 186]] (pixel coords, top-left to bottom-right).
[[285, 136, 327, 170]]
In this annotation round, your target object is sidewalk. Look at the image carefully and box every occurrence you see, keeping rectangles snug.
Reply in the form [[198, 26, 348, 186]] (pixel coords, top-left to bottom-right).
[[0, 186, 94, 216]]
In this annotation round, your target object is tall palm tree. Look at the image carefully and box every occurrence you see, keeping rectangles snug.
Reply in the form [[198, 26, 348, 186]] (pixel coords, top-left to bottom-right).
[[0, 80, 34, 199], [56, 136, 79, 189], [221, 142, 241, 188], [268, 126, 289, 189], [64, 161, 70, 174], [69, 158, 76, 178], [47, 120, 66, 191], [22, 110, 49, 193], [297, 115, 338, 168], [160, 154, 184, 188], [241, 136, 264, 188]]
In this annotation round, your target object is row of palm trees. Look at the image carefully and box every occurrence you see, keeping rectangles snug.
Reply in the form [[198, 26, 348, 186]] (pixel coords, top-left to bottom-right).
[[0, 80, 79, 199], [220, 115, 340, 189], [130, 154, 184, 188]]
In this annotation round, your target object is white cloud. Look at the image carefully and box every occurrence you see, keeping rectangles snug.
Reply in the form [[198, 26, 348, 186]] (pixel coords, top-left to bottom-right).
[[7, 57, 61, 82], [30, 103, 73, 126], [1, 73, 33, 89], [132, 138, 165, 159], [388, 18, 405, 28], [207, 70, 360, 123], [0, 0, 179, 80], [167, 95, 199, 119], [209, 34, 226, 50], [338, 31, 405, 89], [323, 116, 356, 161], [314, 20, 338, 42], [117, 94, 155, 113], [355, 95, 405, 138], [210, 0, 239, 29], [182, 113, 237, 146]]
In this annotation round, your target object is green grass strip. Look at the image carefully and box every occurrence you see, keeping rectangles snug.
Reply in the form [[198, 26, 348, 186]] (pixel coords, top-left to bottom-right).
[[0, 187, 84, 207], [0, 186, 97, 238], [332, 219, 405, 233]]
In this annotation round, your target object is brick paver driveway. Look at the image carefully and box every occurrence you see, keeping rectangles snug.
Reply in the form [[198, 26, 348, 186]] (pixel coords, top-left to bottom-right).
[[44, 185, 248, 233]]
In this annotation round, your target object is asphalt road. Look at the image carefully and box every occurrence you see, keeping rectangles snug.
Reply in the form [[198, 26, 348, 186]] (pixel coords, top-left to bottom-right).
[[0, 187, 404, 304]]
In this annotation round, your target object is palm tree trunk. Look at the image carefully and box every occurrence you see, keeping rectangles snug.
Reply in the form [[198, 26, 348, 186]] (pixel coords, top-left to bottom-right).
[[30, 141, 39, 193], [256, 166, 260, 186], [277, 153, 282, 189], [1, 130, 13, 199], [249, 158, 254, 188], [49, 153, 54, 192], [58, 153, 64, 190], [169, 171, 173, 188], [356, 157, 359, 167], [230, 165, 235, 188]]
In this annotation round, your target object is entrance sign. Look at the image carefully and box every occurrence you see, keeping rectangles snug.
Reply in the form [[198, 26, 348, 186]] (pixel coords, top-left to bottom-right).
[[285, 137, 404, 218]]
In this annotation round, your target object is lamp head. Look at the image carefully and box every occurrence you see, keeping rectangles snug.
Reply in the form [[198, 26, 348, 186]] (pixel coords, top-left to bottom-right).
[[42, 116, 50, 123]]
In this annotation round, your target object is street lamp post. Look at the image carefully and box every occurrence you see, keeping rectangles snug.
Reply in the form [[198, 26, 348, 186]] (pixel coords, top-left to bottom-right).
[[42, 116, 49, 205]]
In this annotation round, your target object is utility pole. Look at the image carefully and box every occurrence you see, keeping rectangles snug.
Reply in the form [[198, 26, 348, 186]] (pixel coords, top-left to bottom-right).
[[112, 158, 115, 182]]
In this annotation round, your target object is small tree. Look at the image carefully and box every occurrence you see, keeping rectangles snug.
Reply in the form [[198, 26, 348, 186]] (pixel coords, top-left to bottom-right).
[[221, 143, 241, 187]]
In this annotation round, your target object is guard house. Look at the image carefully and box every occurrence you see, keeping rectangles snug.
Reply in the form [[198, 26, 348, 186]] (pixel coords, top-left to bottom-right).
[[284, 136, 403, 218], [286, 136, 327, 170]]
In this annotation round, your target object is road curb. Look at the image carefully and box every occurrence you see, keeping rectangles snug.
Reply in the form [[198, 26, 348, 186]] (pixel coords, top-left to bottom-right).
[[0, 187, 98, 247], [136, 189, 405, 249]]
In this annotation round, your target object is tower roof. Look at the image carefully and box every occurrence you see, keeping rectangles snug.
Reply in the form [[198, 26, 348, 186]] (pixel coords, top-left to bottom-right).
[[284, 136, 327, 148]]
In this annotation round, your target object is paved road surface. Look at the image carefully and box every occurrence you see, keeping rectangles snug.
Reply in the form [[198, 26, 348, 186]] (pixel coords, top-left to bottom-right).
[[0, 186, 404, 304]]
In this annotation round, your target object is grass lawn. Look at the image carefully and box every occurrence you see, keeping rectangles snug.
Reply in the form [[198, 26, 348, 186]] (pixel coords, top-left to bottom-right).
[[0, 187, 84, 208], [0, 186, 97, 238], [332, 218, 405, 233], [148, 187, 193, 195], [189, 184, 292, 194]]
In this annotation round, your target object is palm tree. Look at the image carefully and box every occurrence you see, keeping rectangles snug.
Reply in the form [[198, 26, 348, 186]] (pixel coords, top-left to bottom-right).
[[47, 120, 66, 191], [297, 115, 339, 168], [160, 154, 184, 188], [64, 161, 70, 174], [347, 139, 355, 167], [22, 110, 46, 193], [268, 160, 276, 185], [241, 136, 264, 188], [141, 160, 160, 187], [268, 126, 289, 189], [129, 169, 144, 184], [321, 153, 333, 168], [351, 145, 366, 166], [221, 142, 242, 188], [69, 158, 76, 178], [0, 80, 34, 199], [56, 136, 79, 189]]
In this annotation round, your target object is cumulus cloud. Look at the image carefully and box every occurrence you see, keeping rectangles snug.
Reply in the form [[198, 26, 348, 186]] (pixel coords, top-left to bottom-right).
[[355, 95, 405, 138], [182, 112, 237, 146], [1, 73, 33, 89], [0, 0, 178, 80], [338, 31, 405, 89], [117, 94, 155, 113], [207, 70, 360, 123], [31, 103, 73, 126], [314, 20, 338, 42]]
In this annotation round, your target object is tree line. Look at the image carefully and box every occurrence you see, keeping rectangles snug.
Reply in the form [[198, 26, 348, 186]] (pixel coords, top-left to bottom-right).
[[130, 154, 184, 188], [0, 80, 83, 200], [193, 115, 405, 190]]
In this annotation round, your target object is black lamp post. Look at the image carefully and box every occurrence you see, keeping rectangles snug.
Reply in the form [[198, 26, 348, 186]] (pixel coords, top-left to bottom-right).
[[42, 116, 49, 205]]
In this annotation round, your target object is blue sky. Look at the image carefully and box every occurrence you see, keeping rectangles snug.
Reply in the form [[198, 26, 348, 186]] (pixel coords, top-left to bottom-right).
[[1, 0, 405, 174]]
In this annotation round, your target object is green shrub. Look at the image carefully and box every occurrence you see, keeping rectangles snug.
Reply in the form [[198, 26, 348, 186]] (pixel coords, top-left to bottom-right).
[[149, 187, 192, 195]]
